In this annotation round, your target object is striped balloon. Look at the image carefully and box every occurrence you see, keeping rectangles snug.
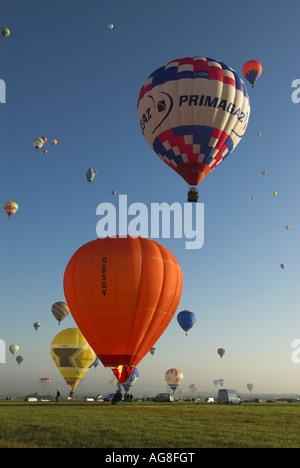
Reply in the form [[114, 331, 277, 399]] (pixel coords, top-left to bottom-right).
[[165, 368, 184, 393], [138, 57, 250, 192], [51, 301, 70, 324]]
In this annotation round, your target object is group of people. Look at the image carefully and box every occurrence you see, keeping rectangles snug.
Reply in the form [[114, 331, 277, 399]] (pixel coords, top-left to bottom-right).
[[111, 390, 133, 404]]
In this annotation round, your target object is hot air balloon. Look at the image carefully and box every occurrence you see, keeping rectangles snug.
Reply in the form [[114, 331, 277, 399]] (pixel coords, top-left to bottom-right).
[[257, 132, 262, 136], [51, 139, 57, 146], [63, 236, 183, 384], [217, 348, 225, 359], [165, 368, 184, 393], [50, 328, 96, 392], [122, 367, 139, 394], [250, 196, 255, 200], [39, 377, 51, 393], [4, 201, 18, 218], [33, 322, 41, 331], [16, 355, 24, 365], [9, 345, 19, 356], [112, 190, 117, 195], [137, 57, 250, 202], [108, 24, 114, 29], [86, 168, 97, 183], [177, 310, 196, 335], [242, 60, 262, 88], [272, 192, 277, 197], [280, 263, 285, 270], [51, 301, 70, 324], [213, 379, 219, 387], [189, 384, 197, 394], [150, 347, 156, 356], [41, 137, 47, 143], [1, 27, 10, 38], [247, 383, 254, 392], [218, 379, 224, 387], [43, 149, 48, 155], [33, 137, 44, 150], [261, 171, 266, 175], [286, 225, 290, 230]]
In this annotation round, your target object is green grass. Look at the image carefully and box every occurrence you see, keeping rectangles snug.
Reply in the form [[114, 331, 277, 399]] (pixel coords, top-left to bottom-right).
[[0, 401, 299, 448]]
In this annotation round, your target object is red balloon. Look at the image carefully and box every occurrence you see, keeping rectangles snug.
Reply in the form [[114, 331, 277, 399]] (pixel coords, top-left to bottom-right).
[[63, 236, 183, 383]]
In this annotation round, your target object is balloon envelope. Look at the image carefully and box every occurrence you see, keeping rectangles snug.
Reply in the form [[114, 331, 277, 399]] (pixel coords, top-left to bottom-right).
[[50, 328, 96, 391], [33, 137, 44, 150], [51, 301, 70, 324], [247, 383, 254, 392], [242, 60, 262, 87], [150, 347, 156, 355], [16, 355, 24, 365], [33, 322, 41, 331], [86, 168, 97, 183], [138, 57, 250, 189], [63, 236, 183, 383], [165, 368, 184, 392], [4, 201, 18, 218], [1, 27, 10, 38], [177, 310, 196, 335], [122, 367, 139, 393], [217, 348, 225, 358], [9, 345, 19, 356]]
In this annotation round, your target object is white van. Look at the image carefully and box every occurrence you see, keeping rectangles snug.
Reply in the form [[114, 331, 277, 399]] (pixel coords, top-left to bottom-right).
[[218, 389, 241, 405]]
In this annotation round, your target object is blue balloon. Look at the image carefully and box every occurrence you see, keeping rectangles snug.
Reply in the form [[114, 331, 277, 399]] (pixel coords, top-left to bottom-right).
[[177, 310, 196, 335], [122, 367, 139, 392]]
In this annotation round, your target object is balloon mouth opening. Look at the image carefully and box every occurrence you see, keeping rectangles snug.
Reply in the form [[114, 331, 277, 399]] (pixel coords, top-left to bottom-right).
[[175, 162, 211, 186]]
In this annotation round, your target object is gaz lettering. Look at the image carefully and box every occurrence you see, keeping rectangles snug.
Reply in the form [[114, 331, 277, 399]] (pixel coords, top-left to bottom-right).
[[139, 108, 152, 131], [102, 257, 107, 295]]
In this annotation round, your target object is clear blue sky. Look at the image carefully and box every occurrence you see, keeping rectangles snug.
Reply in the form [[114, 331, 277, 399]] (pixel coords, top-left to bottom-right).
[[0, 0, 299, 398]]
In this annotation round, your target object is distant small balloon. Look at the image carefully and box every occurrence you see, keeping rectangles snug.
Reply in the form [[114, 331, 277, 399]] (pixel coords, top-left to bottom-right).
[[250, 196, 255, 200], [9, 345, 19, 356], [286, 225, 290, 230], [272, 192, 277, 197], [1, 27, 10, 38], [280, 263, 285, 269], [261, 171, 266, 175], [16, 355, 24, 365], [4, 201, 18, 218], [51, 139, 57, 146], [43, 149, 48, 155], [33, 322, 41, 331], [112, 190, 117, 195], [257, 132, 262, 136], [108, 24, 114, 29]]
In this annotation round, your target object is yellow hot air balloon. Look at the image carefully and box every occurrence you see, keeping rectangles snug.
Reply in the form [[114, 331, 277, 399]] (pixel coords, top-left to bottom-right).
[[286, 225, 290, 230], [4, 201, 18, 218], [272, 192, 277, 197], [51, 139, 57, 146], [50, 328, 96, 391]]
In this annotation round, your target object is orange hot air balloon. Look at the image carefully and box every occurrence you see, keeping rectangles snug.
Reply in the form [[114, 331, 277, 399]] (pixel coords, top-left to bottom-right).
[[63, 236, 183, 383], [51, 139, 57, 146]]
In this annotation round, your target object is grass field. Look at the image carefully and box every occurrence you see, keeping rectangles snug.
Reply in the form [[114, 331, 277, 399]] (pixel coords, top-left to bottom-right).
[[0, 401, 299, 448]]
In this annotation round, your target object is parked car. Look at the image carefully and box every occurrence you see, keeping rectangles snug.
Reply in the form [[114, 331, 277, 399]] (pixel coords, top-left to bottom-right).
[[103, 393, 116, 401], [218, 389, 241, 405], [152, 393, 174, 402], [205, 397, 215, 403]]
